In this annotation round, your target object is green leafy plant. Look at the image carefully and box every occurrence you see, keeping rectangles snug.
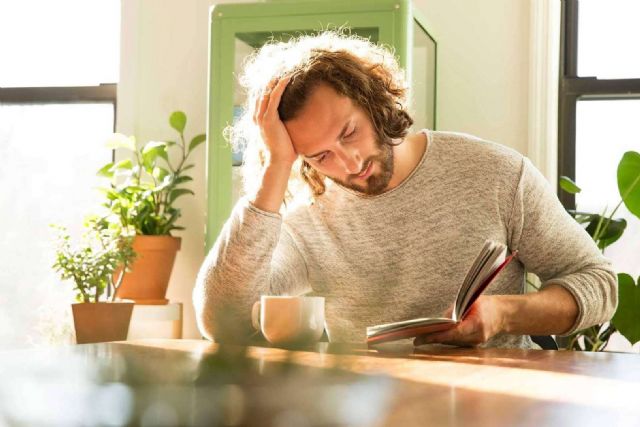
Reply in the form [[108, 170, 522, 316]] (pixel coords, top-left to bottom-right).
[[557, 151, 640, 351], [51, 220, 137, 303], [97, 111, 206, 235]]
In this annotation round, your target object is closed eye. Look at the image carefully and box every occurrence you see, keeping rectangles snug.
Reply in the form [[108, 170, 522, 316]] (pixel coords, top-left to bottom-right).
[[344, 127, 356, 139], [316, 152, 331, 164], [311, 126, 356, 164]]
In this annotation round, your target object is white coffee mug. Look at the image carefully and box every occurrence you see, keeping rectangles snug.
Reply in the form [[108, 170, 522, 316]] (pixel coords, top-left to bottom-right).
[[251, 296, 325, 345]]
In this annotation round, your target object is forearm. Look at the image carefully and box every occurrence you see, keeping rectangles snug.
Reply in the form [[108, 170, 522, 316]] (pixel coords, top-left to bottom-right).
[[194, 199, 282, 340], [252, 160, 294, 213], [195, 194, 310, 341], [498, 284, 579, 336]]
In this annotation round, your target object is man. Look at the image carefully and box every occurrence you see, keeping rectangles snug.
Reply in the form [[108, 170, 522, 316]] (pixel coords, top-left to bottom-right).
[[193, 31, 617, 348]]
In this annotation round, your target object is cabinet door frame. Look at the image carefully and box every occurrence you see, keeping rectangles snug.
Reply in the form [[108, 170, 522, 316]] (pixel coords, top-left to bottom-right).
[[206, 0, 437, 251]]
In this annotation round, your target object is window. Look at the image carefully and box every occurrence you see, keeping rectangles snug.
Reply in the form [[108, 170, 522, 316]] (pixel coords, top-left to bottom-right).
[[558, 0, 640, 208], [558, 0, 640, 351], [0, 1, 120, 349]]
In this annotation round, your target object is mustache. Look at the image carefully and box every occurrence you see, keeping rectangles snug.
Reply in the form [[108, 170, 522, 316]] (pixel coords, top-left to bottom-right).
[[348, 156, 379, 181], [356, 161, 371, 176], [348, 161, 369, 181]]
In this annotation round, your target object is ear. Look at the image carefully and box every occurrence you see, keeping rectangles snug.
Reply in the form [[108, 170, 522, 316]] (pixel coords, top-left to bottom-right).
[[300, 160, 326, 196], [301, 160, 325, 179]]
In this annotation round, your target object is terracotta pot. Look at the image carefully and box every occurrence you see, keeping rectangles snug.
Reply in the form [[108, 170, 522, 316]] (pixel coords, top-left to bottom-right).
[[115, 235, 181, 305], [72, 302, 134, 344]]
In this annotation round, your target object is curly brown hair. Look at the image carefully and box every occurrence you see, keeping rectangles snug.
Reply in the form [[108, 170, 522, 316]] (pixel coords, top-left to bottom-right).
[[227, 30, 414, 202]]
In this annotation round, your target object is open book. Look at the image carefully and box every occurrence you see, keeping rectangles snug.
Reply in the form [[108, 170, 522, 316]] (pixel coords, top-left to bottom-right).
[[366, 240, 517, 345]]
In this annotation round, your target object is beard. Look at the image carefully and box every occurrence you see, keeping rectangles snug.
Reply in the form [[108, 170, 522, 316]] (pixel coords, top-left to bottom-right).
[[332, 137, 395, 195]]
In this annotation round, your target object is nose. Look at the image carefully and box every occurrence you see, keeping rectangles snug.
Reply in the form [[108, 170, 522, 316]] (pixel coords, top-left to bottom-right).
[[335, 144, 362, 175]]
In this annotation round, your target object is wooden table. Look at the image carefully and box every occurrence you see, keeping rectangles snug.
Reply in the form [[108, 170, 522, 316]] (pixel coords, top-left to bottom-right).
[[1, 339, 639, 426]]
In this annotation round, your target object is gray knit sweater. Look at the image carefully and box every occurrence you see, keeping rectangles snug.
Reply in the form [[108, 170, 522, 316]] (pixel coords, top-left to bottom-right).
[[194, 130, 617, 348]]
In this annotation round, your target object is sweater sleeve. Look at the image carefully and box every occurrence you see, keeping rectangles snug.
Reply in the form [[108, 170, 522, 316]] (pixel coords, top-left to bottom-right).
[[193, 197, 310, 342], [507, 157, 618, 335]]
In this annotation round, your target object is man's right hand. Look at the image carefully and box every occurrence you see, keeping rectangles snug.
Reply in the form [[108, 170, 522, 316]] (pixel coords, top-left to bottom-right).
[[253, 75, 297, 167], [250, 75, 299, 213]]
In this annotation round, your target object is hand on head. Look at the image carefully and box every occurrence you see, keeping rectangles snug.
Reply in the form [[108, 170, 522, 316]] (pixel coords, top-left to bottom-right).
[[253, 75, 298, 166]]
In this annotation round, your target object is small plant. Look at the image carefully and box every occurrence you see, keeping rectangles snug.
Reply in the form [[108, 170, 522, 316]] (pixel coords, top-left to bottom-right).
[[557, 151, 640, 351], [51, 219, 137, 303], [97, 111, 206, 235]]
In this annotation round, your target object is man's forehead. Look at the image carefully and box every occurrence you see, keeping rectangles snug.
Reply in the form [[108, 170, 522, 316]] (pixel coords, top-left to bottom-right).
[[284, 84, 354, 155]]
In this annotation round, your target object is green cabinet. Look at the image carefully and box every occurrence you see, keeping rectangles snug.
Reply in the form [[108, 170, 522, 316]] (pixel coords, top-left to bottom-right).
[[206, 0, 437, 251]]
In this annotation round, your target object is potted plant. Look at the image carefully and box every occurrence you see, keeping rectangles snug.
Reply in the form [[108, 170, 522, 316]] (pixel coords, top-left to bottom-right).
[[555, 150, 640, 351], [51, 219, 137, 344], [97, 111, 205, 305]]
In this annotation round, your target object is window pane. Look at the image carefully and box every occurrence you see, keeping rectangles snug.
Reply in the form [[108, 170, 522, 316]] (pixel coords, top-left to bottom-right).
[[578, 0, 640, 79], [411, 20, 436, 131], [0, 103, 114, 349], [0, 0, 120, 87], [575, 100, 640, 280]]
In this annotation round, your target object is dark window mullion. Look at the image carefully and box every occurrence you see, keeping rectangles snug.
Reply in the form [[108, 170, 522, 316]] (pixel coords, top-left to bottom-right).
[[562, 77, 640, 98], [558, 0, 579, 209], [558, 92, 578, 209], [0, 84, 116, 104], [562, 0, 579, 77]]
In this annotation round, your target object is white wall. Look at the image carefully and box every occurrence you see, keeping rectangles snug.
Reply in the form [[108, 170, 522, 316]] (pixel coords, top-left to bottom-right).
[[118, 0, 534, 338], [414, 0, 531, 153]]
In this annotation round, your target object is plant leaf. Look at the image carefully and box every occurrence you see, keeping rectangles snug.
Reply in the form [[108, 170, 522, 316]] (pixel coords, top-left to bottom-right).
[[169, 188, 194, 204], [611, 273, 640, 345], [566, 210, 598, 224], [142, 141, 167, 168], [169, 111, 187, 133], [174, 176, 193, 185], [157, 147, 169, 162], [617, 151, 640, 219], [152, 166, 170, 182], [188, 134, 206, 153], [142, 141, 167, 155], [113, 158, 133, 170], [585, 216, 627, 249], [106, 133, 136, 151], [598, 218, 627, 249], [559, 176, 582, 194], [97, 162, 114, 178]]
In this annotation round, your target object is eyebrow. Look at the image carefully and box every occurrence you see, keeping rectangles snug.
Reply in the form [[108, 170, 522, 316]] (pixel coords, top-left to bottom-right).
[[303, 121, 351, 159]]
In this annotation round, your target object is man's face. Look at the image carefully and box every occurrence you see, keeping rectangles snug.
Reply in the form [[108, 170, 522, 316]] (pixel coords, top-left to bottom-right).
[[284, 83, 394, 195]]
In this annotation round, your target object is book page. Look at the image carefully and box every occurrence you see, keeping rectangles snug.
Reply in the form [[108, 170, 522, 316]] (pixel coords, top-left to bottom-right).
[[453, 241, 503, 320], [366, 240, 513, 344], [457, 246, 506, 318], [458, 250, 515, 320], [367, 319, 457, 344], [367, 317, 454, 336]]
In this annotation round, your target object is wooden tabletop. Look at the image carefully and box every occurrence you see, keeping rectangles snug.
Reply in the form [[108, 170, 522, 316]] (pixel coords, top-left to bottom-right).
[[1, 339, 639, 426]]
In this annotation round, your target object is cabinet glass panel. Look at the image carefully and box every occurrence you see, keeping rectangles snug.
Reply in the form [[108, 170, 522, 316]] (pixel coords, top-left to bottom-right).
[[411, 20, 436, 132]]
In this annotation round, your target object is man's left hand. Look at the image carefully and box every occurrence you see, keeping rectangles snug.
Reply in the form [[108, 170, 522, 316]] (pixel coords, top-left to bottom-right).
[[413, 296, 505, 347]]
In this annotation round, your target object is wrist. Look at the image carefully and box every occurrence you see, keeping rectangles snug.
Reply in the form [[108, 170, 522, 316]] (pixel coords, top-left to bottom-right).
[[495, 295, 519, 335], [266, 154, 296, 169], [252, 159, 295, 214]]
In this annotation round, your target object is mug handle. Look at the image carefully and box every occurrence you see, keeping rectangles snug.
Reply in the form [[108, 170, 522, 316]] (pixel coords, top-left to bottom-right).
[[251, 301, 261, 331]]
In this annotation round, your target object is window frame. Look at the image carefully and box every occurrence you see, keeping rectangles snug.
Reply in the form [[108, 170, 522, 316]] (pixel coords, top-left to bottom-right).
[[0, 84, 117, 299], [558, 0, 640, 209], [0, 84, 117, 131]]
